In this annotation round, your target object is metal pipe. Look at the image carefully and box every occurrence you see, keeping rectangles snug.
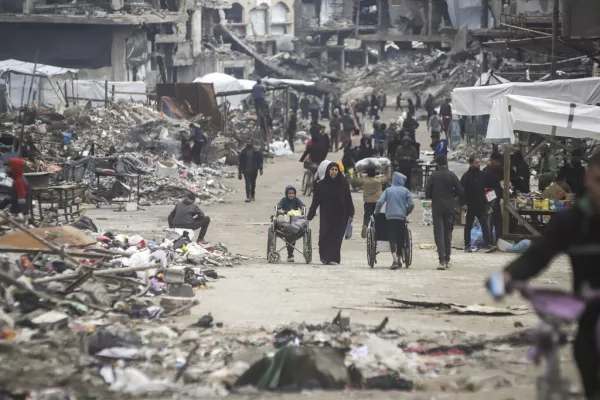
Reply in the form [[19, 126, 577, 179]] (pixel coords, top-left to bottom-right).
[[551, 0, 559, 79]]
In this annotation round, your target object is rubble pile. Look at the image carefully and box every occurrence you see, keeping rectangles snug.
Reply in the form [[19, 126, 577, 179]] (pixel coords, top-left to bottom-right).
[[0, 211, 252, 397]]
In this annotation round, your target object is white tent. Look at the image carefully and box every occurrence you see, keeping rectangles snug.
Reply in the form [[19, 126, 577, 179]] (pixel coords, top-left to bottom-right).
[[193, 72, 248, 108], [452, 77, 600, 115], [485, 95, 600, 144], [474, 71, 510, 87]]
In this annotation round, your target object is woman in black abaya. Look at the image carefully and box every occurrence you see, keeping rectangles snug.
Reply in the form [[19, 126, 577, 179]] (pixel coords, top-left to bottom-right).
[[307, 162, 355, 264]]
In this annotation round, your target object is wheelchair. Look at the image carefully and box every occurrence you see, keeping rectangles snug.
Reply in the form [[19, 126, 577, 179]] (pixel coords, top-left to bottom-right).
[[267, 206, 312, 264], [366, 213, 412, 268]]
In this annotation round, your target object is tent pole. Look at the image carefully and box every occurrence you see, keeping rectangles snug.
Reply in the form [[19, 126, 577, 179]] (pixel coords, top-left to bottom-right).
[[503, 145, 511, 236]]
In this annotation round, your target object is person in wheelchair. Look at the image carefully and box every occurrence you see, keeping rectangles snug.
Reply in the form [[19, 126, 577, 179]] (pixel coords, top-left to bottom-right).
[[277, 185, 305, 262], [374, 172, 414, 270]]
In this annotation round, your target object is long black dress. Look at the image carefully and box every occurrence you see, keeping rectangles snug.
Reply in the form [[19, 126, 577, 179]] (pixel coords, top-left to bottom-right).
[[307, 163, 355, 264]]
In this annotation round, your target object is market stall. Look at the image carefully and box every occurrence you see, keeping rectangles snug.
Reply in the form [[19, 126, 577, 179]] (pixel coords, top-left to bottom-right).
[[452, 81, 600, 239]]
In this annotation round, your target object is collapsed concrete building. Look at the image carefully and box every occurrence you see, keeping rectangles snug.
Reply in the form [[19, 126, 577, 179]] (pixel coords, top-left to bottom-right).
[[0, 0, 255, 85]]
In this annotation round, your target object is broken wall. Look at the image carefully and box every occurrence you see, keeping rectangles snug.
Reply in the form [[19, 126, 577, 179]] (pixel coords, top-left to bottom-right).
[[514, 0, 551, 15], [387, 0, 424, 33], [446, 0, 493, 30]]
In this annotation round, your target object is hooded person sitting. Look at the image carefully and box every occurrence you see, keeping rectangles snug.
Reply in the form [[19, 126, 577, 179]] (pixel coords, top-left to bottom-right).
[[277, 185, 306, 263], [168, 193, 211, 243], [0, 158, 31, 220], [277, 185, 305, 212]]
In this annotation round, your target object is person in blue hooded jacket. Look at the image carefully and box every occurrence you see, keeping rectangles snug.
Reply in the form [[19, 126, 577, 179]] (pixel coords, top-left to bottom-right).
[[375, 172, 415, 270], [277, 185, 305, 262]]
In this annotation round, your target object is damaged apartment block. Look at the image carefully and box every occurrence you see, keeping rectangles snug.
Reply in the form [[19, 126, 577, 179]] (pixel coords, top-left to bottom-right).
[[0, 0, 254, 85]]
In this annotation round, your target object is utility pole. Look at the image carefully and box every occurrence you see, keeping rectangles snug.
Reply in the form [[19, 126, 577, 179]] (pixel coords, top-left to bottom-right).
[[355, 0, 360, 38], [428, 0, 433, 35], [551, 0, 559, 79]]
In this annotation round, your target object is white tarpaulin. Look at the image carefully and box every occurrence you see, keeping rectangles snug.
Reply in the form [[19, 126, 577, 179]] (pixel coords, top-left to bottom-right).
[[485, 97, 515, 144], [0, 59, 77, 77], [486, 95, 600, 144], [194, 72, 248, 108], [474, 71, 510, 87], [452, 77, 600, 115]]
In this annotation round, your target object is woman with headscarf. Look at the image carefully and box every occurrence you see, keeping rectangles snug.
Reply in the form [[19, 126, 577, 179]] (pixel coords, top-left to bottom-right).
[[307, 162, 355, 264]]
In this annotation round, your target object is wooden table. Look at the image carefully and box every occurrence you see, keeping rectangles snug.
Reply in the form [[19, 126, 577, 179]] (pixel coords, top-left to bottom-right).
[[93, 170, 140, 204], [31, 184, 86, 222]]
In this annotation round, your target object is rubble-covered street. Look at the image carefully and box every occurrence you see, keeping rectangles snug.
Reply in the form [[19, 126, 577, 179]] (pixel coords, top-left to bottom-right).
[[0, 134, 581, 399]]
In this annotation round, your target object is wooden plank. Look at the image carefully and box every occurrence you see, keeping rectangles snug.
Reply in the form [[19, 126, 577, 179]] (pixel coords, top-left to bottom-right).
[[506, 203, 543, 236]]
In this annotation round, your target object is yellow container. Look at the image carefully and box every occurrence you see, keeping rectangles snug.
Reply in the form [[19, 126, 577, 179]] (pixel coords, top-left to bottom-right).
[[542, 199, 549, 211], [533, 199, 543, 211]]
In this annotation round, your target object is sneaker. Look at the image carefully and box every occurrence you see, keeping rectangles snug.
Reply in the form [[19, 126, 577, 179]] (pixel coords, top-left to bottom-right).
[[287, 256, 294, 263], [245, 198, 251, 202], [437, 262, 447, 270], [390, 261, 399, 270], [445, 262, 452, 269], [361, 225, 368, 239], [250, 196, 256, 202], [464, 247, 473, 253], [485, 245, 498, 253]]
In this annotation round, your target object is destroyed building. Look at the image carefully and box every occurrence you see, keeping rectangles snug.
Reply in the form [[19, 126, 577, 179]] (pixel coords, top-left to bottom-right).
[[0, 0, 255, 85]]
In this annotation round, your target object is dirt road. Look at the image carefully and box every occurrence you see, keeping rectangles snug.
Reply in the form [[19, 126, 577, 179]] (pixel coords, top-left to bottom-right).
[[83, 140, 581, 398]]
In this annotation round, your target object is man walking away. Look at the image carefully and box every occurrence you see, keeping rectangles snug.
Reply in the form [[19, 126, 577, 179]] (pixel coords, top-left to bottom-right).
[[426, 155, 464, 270], [287, 111, 297, 153], [415, 92, 422, 110], [483, 152, 504, 244], [375, 172, 415, 269], [440, 98, 452, 134], [396, 92, 403, 111], [168, 193, 211, 242], [189, 123, 207, 165], [300, 95, 310, 120], [322, 93, 330, 120], [251, 79, 266, 117], [238, 137, 264, 202], [290, 91, 299, 114], [329, 109, 341, 152], [461, 156, 492, 252], [425, 94, 435, 123], [381, 92, 387, 111]]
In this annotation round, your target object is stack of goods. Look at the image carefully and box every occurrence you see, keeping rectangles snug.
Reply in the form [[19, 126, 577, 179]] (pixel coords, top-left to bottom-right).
[[421, 200, 432, 226], [513, 195, 574, 212]]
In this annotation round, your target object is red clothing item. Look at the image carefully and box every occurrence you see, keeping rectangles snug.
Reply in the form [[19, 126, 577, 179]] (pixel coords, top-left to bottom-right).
[[9, 158, 27, 201]]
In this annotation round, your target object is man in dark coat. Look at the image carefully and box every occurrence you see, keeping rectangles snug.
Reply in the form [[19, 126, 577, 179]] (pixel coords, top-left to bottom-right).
[[460, 156, 492, 251], [342, 109, 355, 142], [307, 162, 355, 264], [561, 149, 586, 198], [483, 152, 504, 244], [425, 94, 435, 123], [238, 137, 264, 202], [426, 155, 464, 270], [510, 150, 530, 193], [189, 123, 207, 165], [300, 123, 329, 166], [322, 93, 330, 120], [299, 95, 310, 120], [395, 137, 418, 191], [290, 92, 299, 114], [168, 193, 211, 242], [287, 112, 297, 153], [396, 92, 403, 111]]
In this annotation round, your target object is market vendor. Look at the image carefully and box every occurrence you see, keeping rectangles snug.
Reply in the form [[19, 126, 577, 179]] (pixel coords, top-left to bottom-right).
[[560, 149, 586, 198], [536, 146, 557, 191], [0, 158, 31, 219]]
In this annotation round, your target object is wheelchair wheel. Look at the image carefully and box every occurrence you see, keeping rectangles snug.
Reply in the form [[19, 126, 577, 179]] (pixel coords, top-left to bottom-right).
[[402, 227, 412, 267], [267, 227, 277, 263], [366, 226, 375, 268], [303, 229, 312, 264]]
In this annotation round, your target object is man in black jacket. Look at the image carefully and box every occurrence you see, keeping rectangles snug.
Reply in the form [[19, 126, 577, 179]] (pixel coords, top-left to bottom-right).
[[168, 193, 211, 242], [500, 151, 600, 399], [460, 156, 492, 251], [483, 152, 503, 243], [426, 155, 464, 270], [561, 149, 586, 198], [238, 137, 264, 202]]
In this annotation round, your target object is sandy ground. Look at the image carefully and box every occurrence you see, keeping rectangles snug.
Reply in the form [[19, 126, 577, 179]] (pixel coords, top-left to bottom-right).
[[81, 120, 583, 399]]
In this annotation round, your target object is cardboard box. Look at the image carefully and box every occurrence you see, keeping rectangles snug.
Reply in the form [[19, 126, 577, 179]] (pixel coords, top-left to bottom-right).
[[542, 183, 567, 200]]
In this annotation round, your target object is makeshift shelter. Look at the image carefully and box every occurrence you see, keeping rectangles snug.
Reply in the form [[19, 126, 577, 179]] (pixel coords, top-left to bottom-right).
[[452, 77, 600, 115], [474, 71, 510, 87], [0, 59, 76, 108], [193, 73, 249, 108]]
